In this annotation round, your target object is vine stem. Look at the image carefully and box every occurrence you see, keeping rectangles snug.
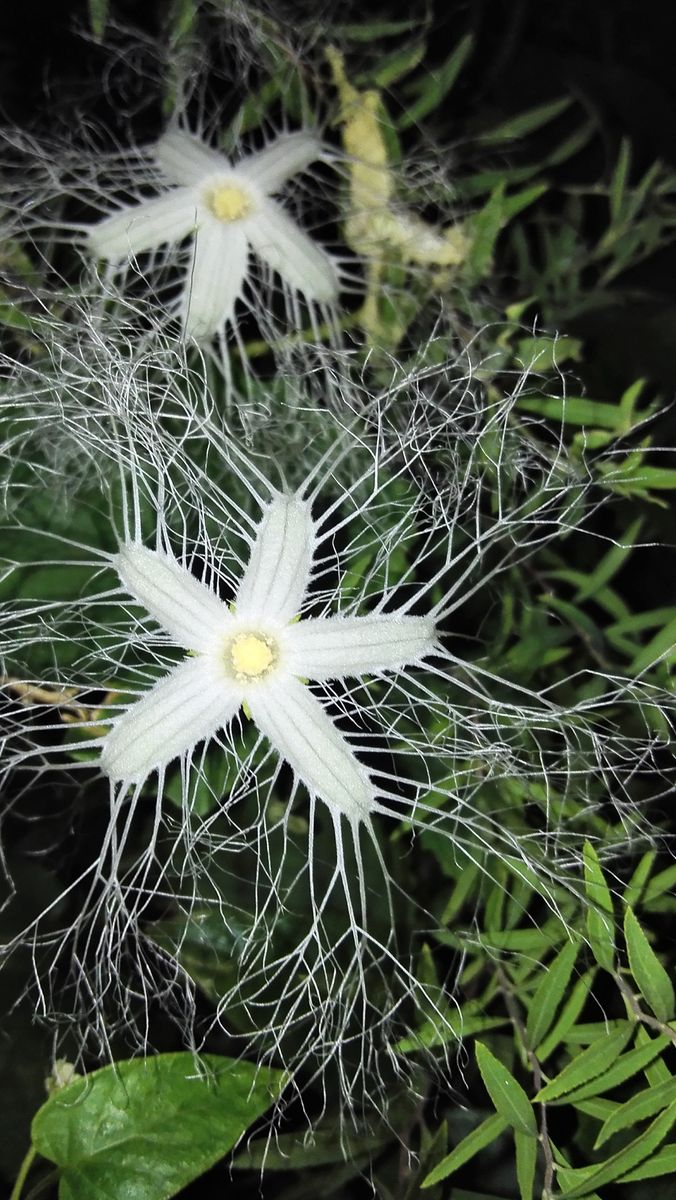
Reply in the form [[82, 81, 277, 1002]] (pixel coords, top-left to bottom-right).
[[10, 1146, 37, 1200]]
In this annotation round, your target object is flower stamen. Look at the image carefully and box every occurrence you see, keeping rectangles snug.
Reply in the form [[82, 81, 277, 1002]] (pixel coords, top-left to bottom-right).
[[228, 631, 277, 680], [205, 182, 254, 223]]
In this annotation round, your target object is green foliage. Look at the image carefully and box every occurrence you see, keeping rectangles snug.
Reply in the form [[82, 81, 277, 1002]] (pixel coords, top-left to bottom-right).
[[27, 1055, 284, 1200], [3, 8, 676, 1200]]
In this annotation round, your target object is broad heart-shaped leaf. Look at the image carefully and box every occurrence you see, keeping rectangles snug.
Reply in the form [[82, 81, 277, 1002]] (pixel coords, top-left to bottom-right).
[[624, 906, 676, 1023], [475, 1043, 537, 1137], [31, 1054, 285, 1200]]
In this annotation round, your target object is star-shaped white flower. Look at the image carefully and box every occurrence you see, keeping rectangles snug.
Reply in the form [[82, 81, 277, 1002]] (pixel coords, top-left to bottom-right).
[[87, 127, 339, 340], [102, 492, 437, 824]]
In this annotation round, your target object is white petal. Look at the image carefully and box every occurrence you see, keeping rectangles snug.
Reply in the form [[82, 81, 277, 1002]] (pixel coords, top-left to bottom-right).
[[87, 189, 198, 262], [237, 131, 322, 193], [116, 543, 230, 652], [285, 614, 437, 681], [248, 199, 339, 302], [236, 493, 315, 623], [155, 127, 229, 187], [182, 221, 249, 339], [248, 677, 375, 823], [100, 656, 239, 784]]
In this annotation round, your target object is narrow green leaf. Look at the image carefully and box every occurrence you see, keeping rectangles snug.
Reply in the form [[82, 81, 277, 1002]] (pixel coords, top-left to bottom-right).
[[624, 907, 675, 1022], [574, 518, 643, 601], [422, 1114, 507, 1188], [573, 1098, 616, 1122], [552, 1141, 603, 1200], [630, 612, 676, 674], [480, 97, 573, 142], [369, 41, 425, 87], [87, 0, 108, 41], [596, 1074, 676, 1147], [475, 1043, 537, 1136], [515, 1129, 537, 1200], [557, 1100, 676, 1197], [526, 938, 580, 1050], [623, 851, 657, 908], [535, 1024, 634, 1102], [232, 1125, 389, 1170], [644, 862, 676, 905], [518, 395, 631, 429], [609, 138, 632, 224], [537, 968, 597, 1061], [583, 842, 615, 972], [399, 34, 474, 129], [616, 1142, 676, 1182], [563, 1020, 631, 1045], [31, 1054, 284, 1200], [562, 1035, 669, 1105], [334, 18, 419, 39]]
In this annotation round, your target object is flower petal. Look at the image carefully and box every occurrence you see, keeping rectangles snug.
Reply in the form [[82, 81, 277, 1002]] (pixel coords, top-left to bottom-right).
[[100, 656, 239, 784], [236, 493, 315, 623], [87, 189, 198, 262], [248, 677, 375, 823], [116, 543, 230, 652], [155, 127, 228, 186], [248, 199, 339, 302], [284, 614, 437, 680], [237, 131, 322, 193], [182, 220, 249, 339]]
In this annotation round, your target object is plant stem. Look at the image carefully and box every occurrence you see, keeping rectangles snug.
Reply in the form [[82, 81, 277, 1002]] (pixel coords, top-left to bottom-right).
[[10, 1146, 37, 1200]]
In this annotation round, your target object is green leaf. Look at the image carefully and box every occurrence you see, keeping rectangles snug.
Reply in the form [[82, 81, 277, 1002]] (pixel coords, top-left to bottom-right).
[[526, 938, 580, 1050], [518, 395, 633, 430], [333, 18, 419, 40], [595, 1074, 676, 1147], [475, 1043, 537, 1137], [87, 0, 108, 41], [624, 907, 676, 1022], [515, 1129, 537, 1200], [616, 1142, 676, 1182], [535, 1024, 634, 1102], [421, 1114, 507, 1188], [398, 34, 474, 129], [573, 518, 644, 602], [31, 1054, 284, 1200], [630, 612, 676, 674], [232, 1125, 389, 1171], [623, 851, 657, 909], [464, 184, 546, 282], [537, 968, 597, 1061], [644, 862, 676, 905], [583, 842, 615, 972], [515, 336, 582, 372], [480, 97, 573, 142], [368, 41, 425, 87], [562, 1035, 669, 1104], [609, 138, 632, 224], [557, 1100, 676, 1197]]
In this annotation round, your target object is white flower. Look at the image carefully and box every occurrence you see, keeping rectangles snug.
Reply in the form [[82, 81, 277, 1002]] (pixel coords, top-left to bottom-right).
[[87, 127, 339, 340], [102, 491, 436, 825]]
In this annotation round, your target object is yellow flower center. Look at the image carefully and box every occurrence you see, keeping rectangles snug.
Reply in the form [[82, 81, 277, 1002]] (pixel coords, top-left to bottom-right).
[[205, 183, 253, 223], [229, 632, 277, 680]]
